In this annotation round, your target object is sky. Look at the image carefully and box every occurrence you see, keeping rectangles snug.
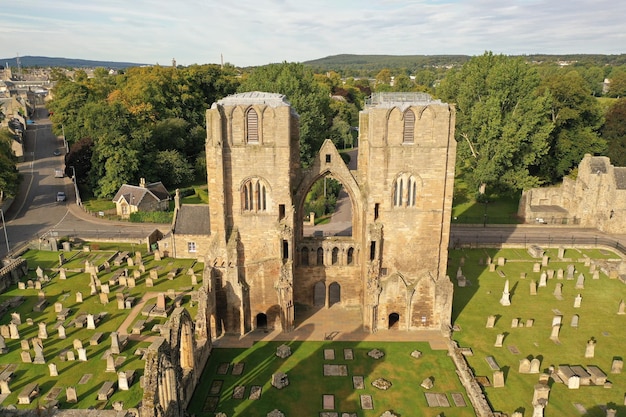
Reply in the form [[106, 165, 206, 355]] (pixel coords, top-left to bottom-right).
[[1, 0, 625, 67]]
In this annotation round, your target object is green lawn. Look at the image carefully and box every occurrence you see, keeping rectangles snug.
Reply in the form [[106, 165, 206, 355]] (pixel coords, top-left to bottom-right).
[[449, 247, 626, 416], [0, 247, 203, 410], [189, 341, 476, 417]]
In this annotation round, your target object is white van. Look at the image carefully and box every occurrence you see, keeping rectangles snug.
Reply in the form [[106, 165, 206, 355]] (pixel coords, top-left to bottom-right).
[[54, 169, 64, 178]]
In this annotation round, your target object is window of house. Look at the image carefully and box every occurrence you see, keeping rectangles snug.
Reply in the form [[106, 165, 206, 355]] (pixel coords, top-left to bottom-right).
[[187, 242, 196, 253], [246, 108, 259, 143], [403, 109, 415, 144]]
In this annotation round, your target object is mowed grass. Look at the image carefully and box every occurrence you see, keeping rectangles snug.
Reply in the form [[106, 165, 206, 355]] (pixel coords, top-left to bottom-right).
[[188, 341, 476, 417], [449, 247, 626, 416], [0, 246, 203, 410]]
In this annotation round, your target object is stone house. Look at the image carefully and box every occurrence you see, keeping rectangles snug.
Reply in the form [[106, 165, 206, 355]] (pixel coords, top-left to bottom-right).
[[112, 178, 170, 219], [163, 190, 211, 259], [519, 154, 626, 233], [177, 91, 456, 338]]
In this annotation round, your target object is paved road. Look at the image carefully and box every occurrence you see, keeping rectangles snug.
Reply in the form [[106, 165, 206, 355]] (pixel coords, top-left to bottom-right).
[[0, 110, 168, 258]]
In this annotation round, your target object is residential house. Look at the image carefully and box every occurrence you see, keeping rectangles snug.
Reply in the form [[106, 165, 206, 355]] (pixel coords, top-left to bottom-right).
[[112, 178, 170, 219]]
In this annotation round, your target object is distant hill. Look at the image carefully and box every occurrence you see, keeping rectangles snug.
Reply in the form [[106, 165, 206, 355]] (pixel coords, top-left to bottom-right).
[[304, 53, 626, 76], [0, 56, 147, 70]]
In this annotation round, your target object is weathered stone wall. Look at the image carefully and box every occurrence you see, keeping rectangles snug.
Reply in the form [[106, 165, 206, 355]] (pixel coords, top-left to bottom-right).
[[520, 155, 626, 233], [0, 258, 27, 292]]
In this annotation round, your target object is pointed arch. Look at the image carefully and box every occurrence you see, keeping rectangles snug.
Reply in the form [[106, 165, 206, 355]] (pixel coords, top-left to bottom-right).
[[403, 109, 415, 144], [240, 176, 272, 212], [246, 107, 259, 143]]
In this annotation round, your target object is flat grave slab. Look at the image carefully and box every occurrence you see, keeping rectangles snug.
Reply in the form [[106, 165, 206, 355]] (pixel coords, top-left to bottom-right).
[[320, 413, 339, 417], [45, 387, 62, 401], [424, 392, 450, 407], [475, 376, 491, 387], [353, 376, 365, 389], [324, 349, 335, 360], [360, 394, 373, 410], [507, 345, 520, 355], [232, 385, 245, 399], [485, 356, 500, 370], [217, 363, 229, 375], [78, 374, 92, 385], [451, 392, 467, 407], [323, 364, 348, 376], [202, 396, 219, 412], [343, 348, 354, 360], [323, 394, 335, 409], [209, 380, 223, 395], [249, 385, 262, 400], [573, 403, 587, 414], [232, 362, 245, 376], [114, 356, 127, 367]]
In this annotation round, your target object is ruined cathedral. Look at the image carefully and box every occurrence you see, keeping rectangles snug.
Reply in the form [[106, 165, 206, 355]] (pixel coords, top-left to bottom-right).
[[170, 91, 457, 338]]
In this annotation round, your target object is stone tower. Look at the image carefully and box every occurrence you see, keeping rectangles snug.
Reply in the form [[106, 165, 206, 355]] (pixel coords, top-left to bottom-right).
[[203, 91, 456, 336]]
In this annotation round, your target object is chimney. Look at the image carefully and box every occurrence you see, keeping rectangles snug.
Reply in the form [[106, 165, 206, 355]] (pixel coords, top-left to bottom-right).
[[139, 178, 146, 188], [174, 189, 180, 211]]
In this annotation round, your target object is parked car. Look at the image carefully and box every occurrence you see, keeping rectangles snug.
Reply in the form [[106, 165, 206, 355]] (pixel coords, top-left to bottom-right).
[[53, 150, 61, 156], [54, 169, 64, 178], [56, 192, 66, 202]]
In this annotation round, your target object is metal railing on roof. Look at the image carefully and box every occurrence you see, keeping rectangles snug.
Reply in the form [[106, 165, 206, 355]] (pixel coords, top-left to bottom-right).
[[365, 92, 438, 106]]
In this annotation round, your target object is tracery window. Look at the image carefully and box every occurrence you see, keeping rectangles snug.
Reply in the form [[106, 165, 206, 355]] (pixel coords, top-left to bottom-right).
[[393, 173, 419, 208], [241, 177, 270, 212]]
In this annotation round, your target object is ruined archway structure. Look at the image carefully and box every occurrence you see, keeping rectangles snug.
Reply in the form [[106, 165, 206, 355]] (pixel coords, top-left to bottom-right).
[[203, 91, 456, 335], [141, 306, 211, 417]]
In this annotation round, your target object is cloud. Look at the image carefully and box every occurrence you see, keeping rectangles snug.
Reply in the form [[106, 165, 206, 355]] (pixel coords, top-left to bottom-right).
[[1, 0, 624, 66]]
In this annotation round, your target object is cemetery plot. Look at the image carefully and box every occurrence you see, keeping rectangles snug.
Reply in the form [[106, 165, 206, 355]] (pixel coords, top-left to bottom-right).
[[450, 247, 626, 416]]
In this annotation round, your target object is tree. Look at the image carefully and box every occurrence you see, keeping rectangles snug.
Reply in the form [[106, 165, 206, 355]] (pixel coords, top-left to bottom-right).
[[537, 70, 605, 181], [602, 98, 626, 166], [607, 68, 626, 97], [0, 129, 19, 200], [65, 136, 94, 185], [238, 62, 333, 164], [439, 52, 553, 192]]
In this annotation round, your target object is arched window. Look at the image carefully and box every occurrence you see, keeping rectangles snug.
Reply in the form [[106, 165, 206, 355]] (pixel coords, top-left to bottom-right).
[[316, 247, 324, 266], [241, 177, 270, 212], [393, 173, 419, 208], [403, 109, 415, 144], [394, 178, 403, 207], [246, 108, 259, 143], [301, 247, 309, 266], [331, 247, 339, 265], [347, 247, 354, 265]]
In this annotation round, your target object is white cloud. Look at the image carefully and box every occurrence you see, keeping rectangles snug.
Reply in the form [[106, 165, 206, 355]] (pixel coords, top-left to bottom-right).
[[1, 0, 624, 66]]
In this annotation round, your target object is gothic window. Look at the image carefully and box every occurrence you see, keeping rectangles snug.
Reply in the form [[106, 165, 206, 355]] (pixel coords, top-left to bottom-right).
[[246, 108, 259, 144], [187, 242, 196, 253], [316, 247, 324, 265], [241, 177, 270, 212], [393, 178, 403, 207], [393, 174, 419, 208], [347, 247, 354, 265], [403, 109, 415, 144], [331, 247, 339, 265], [301, 247, 309, 266]]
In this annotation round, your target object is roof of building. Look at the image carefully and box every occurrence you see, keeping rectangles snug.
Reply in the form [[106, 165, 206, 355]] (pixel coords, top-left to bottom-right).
[[173, 205, 211, 235], [215, 91, 290, 107], [112, 182, 169, 205]]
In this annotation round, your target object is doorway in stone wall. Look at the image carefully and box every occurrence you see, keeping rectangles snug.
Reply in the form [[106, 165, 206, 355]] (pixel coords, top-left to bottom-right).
[[388, 313, 400, 329], [256, 313, 268, 330], [329, 282, 341, 306], [314, 282, 326, 306]]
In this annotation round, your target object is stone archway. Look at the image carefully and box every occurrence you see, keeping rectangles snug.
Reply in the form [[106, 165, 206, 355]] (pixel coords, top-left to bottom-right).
[[329, 282, 341, 306], [389, 313, 400, 329], [314, 282, 326, 306]]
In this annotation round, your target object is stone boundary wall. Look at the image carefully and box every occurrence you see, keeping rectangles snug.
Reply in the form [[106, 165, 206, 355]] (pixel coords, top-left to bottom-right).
[[0, 410, 133, 417], [448, 340, 494, 417]]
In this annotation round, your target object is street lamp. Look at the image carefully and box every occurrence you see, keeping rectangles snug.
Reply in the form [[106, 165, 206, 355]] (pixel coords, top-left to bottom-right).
[[0, 209, 10, 253]]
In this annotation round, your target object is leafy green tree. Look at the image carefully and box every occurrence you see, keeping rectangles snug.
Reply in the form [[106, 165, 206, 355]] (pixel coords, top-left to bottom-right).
[[150, 149, 194, 187], [65, 136, 94, 185], [439, 52, 553, 192], [238, 62, 332, 164], [607, 68, 626, 97], [537, 70, 605, 180], [602, 98, 626, 166], [0, 129, 19, 200]]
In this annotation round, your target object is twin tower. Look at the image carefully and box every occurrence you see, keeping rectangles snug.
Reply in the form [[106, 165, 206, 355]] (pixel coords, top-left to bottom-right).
[[201, 91, 456, 337]]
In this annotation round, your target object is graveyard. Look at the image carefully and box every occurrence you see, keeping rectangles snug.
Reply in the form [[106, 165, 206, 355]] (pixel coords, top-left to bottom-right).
[[0, 243, 202, 410], [450, 246, 626, 416]]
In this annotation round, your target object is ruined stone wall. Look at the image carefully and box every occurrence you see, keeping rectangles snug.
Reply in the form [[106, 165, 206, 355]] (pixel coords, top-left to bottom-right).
[[0, 258, 27, 293]]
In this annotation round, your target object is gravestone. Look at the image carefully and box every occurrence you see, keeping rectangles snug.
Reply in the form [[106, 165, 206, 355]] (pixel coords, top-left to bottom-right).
[[530, 280, 537, 296], [271, 372, 289, 389], [49, 363, 58, 377], [101, 284, 110, 294], [11, 312, 21, 325], [99, 293, 109, 305], [571, 314, 579, 328], [542, 255, 549, 267], [497, 257, 505, 266], [494, 334, 504, 347], [592, 270, 600, 280], [118, 371, 131, 390], [526, 319, 534, 327], [36, 266, 43, 279], [568, 375, 580, 389], [133, 270, 141, 279], [567, 264, 575, 280], [66, 387, 77, 403], [520, 272, 526, 280], [557, 269, 564, 279], [0, 335, 7, 353], [530, 358, 541, 373], [528, 245, 543, 258], [57, 325, 66, 339], [106, 355, 116, 372], [86, 314, 96, 329], [554, 283, 563, 299], [127, 278, 136, 288], [538, 272, 547, 287], [519, 358, 531, 373], [59, 268, 67, 280], [611, 359, 623, 374], [150, 269, 159, 280], [77, 347, 87, 362], [111, 332, 121, 354], [38, 322, 48, 339], [9, 323, 19, 339], [485, 315, 496, 328], [511, 318, 519, 328], [32, 339, 45, 364], [575, 274, 585, 289], [558, 246, 565, 259], [76, 292, 83, 303], [145, 278, 154, 287], [552, 315, 562, 326], [493, 370, 505, 388], [585, 339, 596, 358], [73, 339, 83, 350], [21, 351, 32, 363], [532, 384, 550, 406], [574, 294, 582, 308], [66, 351, 75, 361], [533, 263, 541, 273], [0, 379, 10, 394], [499, 280, 511, 306], [550, 324, 560, 342], [116, 293, 125, 309], [127, 257, 134, 267], [489, 263, 496, 272], [617, 300, 625, 315], [547, 269, 554, 279], [21, 339, 29, 350]]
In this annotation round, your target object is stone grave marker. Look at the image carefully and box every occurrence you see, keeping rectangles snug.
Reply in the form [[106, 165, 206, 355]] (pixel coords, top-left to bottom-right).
[[127, 278, 136, 288], [77, 347, 87, 362], [0, 379, 11, 394], [489, 263, 496, 272], [486, 315, 496, 328], [593, 270, 600, 280], [558, 246, 565, 259], [57, 325, 66, 339], [568, 375, 580, 389], [106, 355, 116, 372], [21, 351, 32, 363], [150, 269, 159, 280], [99, 292, 109, 305], [526, 319, 534, 327], [554, 283, 563, 299], [557, 268, 564, 279], [499, 280, 511, 306], [360, 394, 373, 410], [618, 299, 626, 315], [34, 281, 42, 290], [511, 318, 519, 328], [574, 294, 582, 308], [145, 278, 154, 287], [11, 312, 21, 325], [550, 324, 561, 342], [49, 363, 58, 377], [20, 339, 29, 350], [571, 314, 579, 328], [9, 323, 19, 339], [116, 293, 125, 309], [519, 358, 531, 373], [133, 270, 141, 279], [75, 291, 83, 303], [493, 370, 505, 388], [542, 255, 549, 266], [611, 359, 623, 374], [585, 339, 596, 358], [66, 350, 75, 361], [533, 263, 541, 273], [575, 274, 585, 289], [538, 272, 547, 287], [497, 257, 505, 266], [494, 334, 504, 347], [87, 314, 96, 329], [530, 280, 537, 296], [530, 358, 541, 373], [0, 335, 7, 353], [33, 338, 45, 364], [38, 322, 48, 339], [520, 272, 526, 279], [353, 376, 364, 389], [567, 264, 575, 280]]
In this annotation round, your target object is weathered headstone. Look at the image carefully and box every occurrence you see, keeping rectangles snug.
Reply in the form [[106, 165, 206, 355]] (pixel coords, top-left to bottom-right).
[[538, 272, 547, 287], [570, 314, 579, 328], [9, 323, 19, 339], [519, 358, 531, 373], [59, 268, 66, 280], [486, 315, 496, 328], [497, 257, 505, 266], [99, 292, 109, 305], [57, 325, 66, 339], [554, 283, 563, 299], [567, 264, 575, 280], [21, 350, 32, 363], [550, 324, 560, 342], [492, 370, 505, 388], [558, 246, 565, 259], [530, 358, 541, 374], [585, 339, 596, 358], [499, 280, 511, 306], [574, 293, 582, 308], [611, 359, 623, 374], [494, 333, 504, 347], [530, 280, 537, 296], [568, 375, 580, 389], [106, 355, 116, 372], [49, 363, 58, 377], [66, 387, 77, 403], [520, 272, 526, 280], [526, 319, 534, 327], [618, 299, 625, 315], [38, 322, 48, 339], [511, 318, 519, 328], [557, 268, 564, 279], [86, 314, 96, 330], [575, 274, 585, 289], [533, 263, 541, 273], [75, 291, 83, 303], [77, 347, 87, 362], [541, 255, 549, 267]]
